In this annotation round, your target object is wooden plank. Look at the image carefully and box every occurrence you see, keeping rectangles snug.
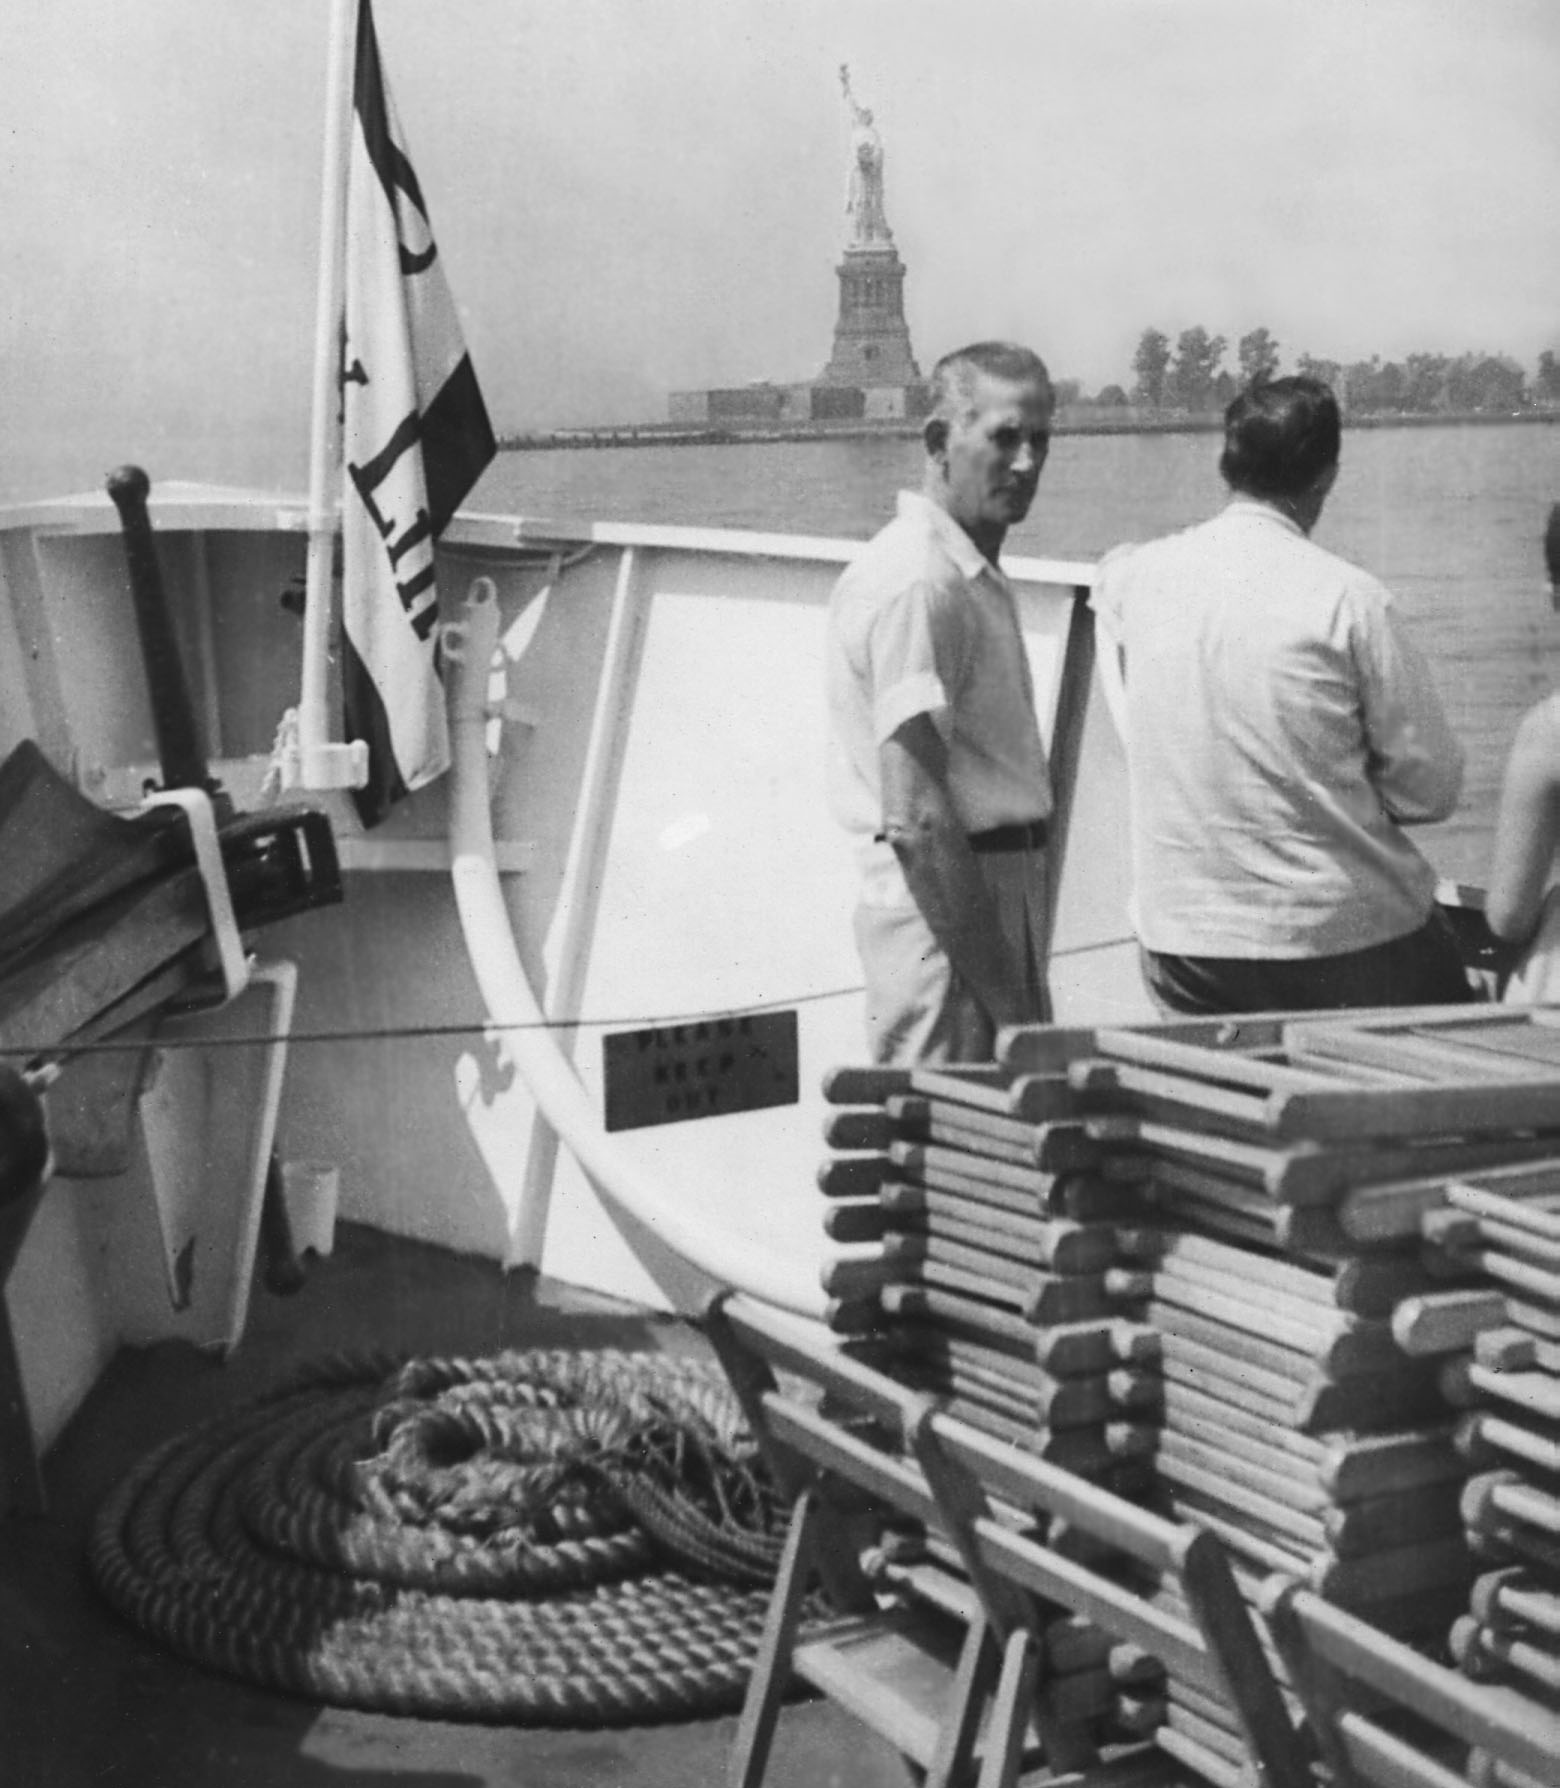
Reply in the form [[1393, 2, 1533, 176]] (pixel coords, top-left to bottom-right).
[[1273, 1079, 1560, 1145], [1070, 1059, 1274, 1134], [876, 1282, 1158, 1370], [1172, 1528, 1314, 1788], [1454, 1622, 1560, 1707], [1285, 1006, 1551, 1045], [1031, 1122, 1105, 1173], [1093, 1026, 1346, 1095], [903, 1360, 1120, 1432], [1154, 1427, 1331, 1516], [998, 1014, 1297, 1075], [881, 1195, 1123, 1274], [878, 1281, 1040, 1351], [1267, 1584, 1560, 1788], [1142, 1241, 1358, 1331], [1447, 1248, 1560, 1313], [1138, 1161, 1354, 1262], [1285, 1024, 1560, 1084], [1296, 1368, 1450, 1437], [1393, 1289, 1512, 1356], [1084, 1115, 1343, 1206], [1322, 1485, 1464, 1559], [819, 1253, 901, 1299], [1138, 1184, 1289, 1254], [1147, 1273, 1371, 1365], [1155, 1452, 1327, 1549], [822, 1199, 887, 1243], [1033, 1318, 1160, 1375], [881, 1169, 1043, 1224], [1143, 1297, 1325, 1383], [1310, 1535, 1475, 1608], [1434, 1022, 1560, 1071], [823, 1107, 892, 1151], [1461, 1411, 1560, 1479], [1505, 1297, 1560, 1341], [1282, 1046, 1429, 1088], [1006, 1074, 1080, 1123], [1157, 1331, 1309, 1422], [1465, 1470, 1560, 1543], [886, 1092, 1041, 1156], [1318, 1428, 1462, 1504], [817, 1154, 886, 1198], [1448, 1180, 1560, 1243], [908, 1065, 1018, 1114], [883, 1098, 1039, 1168], [822, 1297, 881, 1336], [1161, 1490, 1313, 1577], [1444, 1212, 1560, 1272], [1470, 1568, 1560, 1639], [1335, 1252, 1475, 1320], [889, 1146, 1143, 1223], [1156, 1376, 1327, 1466], [889, 1139, 1059, 1201], [822, 1065, 913, 1105]]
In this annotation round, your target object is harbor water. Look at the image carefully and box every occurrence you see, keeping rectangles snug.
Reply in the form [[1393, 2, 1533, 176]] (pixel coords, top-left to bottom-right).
[[470, 420, 1560, 887]]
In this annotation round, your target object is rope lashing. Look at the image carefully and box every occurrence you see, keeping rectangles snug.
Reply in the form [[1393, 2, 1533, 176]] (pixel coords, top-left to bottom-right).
[[90, 1348, 797, 1723]]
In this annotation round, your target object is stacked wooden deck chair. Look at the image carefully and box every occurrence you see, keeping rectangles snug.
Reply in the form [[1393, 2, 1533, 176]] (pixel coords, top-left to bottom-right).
[[704, 1288, 1307, 1788], [816, 1005, 1560, 1781], [819, 1063, 1160, 1494], [1409, 1171, 1560, 1785], [1261, 1569, 1560, 1788]]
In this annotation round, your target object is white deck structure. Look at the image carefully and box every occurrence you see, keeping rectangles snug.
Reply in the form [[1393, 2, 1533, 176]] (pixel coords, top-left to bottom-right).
[[0, 483, 1151, 1466]]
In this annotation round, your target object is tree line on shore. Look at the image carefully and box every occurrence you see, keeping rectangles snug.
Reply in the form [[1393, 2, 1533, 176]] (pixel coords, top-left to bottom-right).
[[1059, 326, 1560, 417]]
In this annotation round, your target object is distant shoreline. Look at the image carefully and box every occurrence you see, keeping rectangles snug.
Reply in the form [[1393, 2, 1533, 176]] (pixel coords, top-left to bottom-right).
[[497, 409, 1560, 452]]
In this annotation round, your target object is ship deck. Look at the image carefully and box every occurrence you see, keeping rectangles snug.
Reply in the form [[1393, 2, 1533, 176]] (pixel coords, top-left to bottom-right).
[[0, 1223, 912, 1788]]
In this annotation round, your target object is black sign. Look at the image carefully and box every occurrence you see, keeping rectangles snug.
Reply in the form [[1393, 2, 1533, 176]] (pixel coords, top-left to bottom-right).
[[602, 1010, 800, 1133]]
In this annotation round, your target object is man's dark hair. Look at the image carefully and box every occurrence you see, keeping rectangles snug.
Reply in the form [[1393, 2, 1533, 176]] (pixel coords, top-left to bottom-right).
[[1219, 376, 1341, 500], [928, 342, 1053, 425]]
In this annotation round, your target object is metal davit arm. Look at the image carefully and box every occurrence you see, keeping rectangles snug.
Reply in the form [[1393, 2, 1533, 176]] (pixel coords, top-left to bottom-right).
[[444, 575, 826, 1321]]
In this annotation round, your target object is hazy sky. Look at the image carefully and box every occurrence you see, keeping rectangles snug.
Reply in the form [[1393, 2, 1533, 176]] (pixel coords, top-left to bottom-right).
[[2, 0, 1557, 496]]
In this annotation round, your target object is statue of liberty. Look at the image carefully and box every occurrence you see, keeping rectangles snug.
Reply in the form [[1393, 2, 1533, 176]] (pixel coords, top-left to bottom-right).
[[840, 65, 894, 249]]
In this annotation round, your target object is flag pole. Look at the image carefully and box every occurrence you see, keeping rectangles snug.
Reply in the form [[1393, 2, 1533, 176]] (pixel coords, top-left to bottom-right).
[[295, 0, 369, 791]]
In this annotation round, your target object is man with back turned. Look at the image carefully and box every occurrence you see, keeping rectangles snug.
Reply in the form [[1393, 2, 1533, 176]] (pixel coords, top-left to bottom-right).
[[826, 341, 1057, 1064], [1092, 374, 1472, 1015]]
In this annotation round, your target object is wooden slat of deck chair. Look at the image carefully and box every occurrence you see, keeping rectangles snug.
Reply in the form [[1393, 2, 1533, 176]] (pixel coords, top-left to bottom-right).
[[1261, 1575, 1560, 1788], [708, 1292, 1307, 1788], [705, 1296, 1077, 1788], [925, 1408, 1309, 1788]]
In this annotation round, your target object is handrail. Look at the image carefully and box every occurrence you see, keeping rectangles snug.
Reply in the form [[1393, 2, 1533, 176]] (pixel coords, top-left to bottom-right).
[[444, 576, 826, 1319]]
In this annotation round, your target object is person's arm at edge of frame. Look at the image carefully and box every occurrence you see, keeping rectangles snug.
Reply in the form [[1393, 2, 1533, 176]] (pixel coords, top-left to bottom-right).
[[879, 713, 1031, 1030], [1485, 698, 1560, 944], [1493, 507, 1560, 942]]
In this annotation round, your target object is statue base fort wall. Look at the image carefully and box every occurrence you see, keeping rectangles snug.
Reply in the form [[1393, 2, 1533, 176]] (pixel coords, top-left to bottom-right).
[[669, 243, 928, 427]]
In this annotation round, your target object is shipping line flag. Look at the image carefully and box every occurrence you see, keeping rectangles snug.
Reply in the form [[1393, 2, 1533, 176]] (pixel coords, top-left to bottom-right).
[[342, 0, 496, 827]]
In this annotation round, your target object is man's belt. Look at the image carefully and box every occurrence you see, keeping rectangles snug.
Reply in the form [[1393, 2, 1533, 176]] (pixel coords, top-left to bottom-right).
[[874, 819, 1048, 852], [968, 820, 1049, 853]]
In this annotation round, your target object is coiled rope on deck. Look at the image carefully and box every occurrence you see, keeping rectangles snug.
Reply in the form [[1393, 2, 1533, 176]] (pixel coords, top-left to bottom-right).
[[89, 1348, 796, 1722]]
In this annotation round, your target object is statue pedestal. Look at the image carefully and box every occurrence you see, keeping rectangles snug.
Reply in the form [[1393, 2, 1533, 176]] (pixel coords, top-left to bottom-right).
[[817, 245, 922, 392]]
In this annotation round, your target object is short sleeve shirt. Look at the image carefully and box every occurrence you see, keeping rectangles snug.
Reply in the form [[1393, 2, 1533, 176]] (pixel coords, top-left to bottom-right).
[[826, 490, 1053, 842], [1091, 500, 1464, 958]]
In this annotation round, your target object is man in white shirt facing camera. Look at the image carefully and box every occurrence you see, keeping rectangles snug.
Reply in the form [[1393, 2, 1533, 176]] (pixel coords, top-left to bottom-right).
[[827, 341, 1057, 1064]]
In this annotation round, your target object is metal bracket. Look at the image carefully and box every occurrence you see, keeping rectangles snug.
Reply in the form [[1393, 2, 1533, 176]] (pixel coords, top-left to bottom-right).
[[140, 787, 250, 1004]]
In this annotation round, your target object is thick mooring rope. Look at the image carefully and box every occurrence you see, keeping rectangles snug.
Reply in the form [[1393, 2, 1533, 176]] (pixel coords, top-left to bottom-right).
[[89, 1348, 793, 1722]]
